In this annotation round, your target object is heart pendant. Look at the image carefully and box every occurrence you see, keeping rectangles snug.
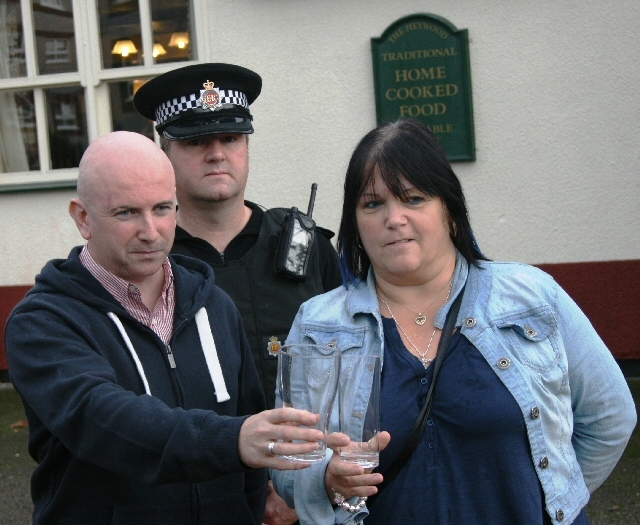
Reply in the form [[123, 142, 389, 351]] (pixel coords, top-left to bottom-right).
[[415, 315, 427, 325]]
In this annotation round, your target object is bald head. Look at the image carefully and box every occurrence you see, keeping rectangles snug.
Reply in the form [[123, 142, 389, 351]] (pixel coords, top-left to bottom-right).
[[77, 131, 175, 206], [70, 132, 177, 287]]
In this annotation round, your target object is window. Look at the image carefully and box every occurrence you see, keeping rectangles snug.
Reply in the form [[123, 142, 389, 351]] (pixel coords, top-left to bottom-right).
[[45, 38, 70, 64], [0, 0, 195, 191], [33, 0, 76, 74], [40, 0, 65, 9]]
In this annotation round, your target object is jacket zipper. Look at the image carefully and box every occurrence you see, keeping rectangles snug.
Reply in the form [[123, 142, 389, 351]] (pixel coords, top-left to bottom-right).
[[166, 344, 177, 368]]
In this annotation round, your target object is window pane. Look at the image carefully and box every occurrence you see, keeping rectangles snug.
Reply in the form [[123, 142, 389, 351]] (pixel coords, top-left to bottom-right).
[[45, 86, 88, 169], [33, 0, 78, 74], [39, 0, 64, 7], [98, 0, 142, 69], [151, 0, 193, 64], [0, 90, 39, 172], [110, 80, 154, 139], [0, 0, 27, 78]]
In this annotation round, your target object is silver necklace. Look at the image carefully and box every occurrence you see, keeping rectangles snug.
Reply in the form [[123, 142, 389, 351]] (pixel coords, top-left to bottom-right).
[[378, 279, 451, 325], [378, 283, 453, 368]]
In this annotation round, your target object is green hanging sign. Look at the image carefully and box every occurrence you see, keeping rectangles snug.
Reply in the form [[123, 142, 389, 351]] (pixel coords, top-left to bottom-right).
[[371, 14, 476, 161]]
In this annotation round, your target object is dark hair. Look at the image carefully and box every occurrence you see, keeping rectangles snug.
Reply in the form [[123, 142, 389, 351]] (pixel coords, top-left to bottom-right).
[[337, 118, 487, 284]]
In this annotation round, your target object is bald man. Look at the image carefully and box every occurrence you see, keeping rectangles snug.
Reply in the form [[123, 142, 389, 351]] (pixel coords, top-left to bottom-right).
[[5, 132, 325, 525]]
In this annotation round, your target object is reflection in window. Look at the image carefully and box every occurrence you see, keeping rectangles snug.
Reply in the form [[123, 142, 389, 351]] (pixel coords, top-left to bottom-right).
[[151, 0, 193, 64], [40, 0, 65, 9], [0, 0, 27, 79], [0, 90, 40, 172], [109, 80, 154, 139], [98, 0, 193, 68], [45, 38, 70, 63], [34, 0, 77, 74], [45, 86, 88, 169], [99, 0, 142, 68], [54, 100, 79, 130]]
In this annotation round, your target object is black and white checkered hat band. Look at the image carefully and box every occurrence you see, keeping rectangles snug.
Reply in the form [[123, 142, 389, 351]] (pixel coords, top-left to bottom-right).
[[155, 90, 249, 125]]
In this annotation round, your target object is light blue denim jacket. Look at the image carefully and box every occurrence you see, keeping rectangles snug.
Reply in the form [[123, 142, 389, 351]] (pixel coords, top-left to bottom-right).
[[272, 255, 636, 525]]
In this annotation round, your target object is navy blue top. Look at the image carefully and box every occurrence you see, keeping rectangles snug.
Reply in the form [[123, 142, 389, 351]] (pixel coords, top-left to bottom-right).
[[364, 317, 590, 525]]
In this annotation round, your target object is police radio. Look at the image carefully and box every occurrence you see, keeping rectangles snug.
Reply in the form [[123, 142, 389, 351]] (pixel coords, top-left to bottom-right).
[[275, 183, 318, 281]]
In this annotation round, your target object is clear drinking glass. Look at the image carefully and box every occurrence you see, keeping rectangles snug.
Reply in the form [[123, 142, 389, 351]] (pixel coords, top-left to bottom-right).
[[277, 344, 340, 462], [338, 354, 381, 468]]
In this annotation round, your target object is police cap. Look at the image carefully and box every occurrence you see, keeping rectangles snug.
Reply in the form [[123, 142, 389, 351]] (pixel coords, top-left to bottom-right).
[[133, 63, 261, 140]]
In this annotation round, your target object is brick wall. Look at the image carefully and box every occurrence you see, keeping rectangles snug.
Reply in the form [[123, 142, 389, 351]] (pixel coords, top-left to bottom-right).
[[535, 260, 639, 361], [0, 286, 32, 377]]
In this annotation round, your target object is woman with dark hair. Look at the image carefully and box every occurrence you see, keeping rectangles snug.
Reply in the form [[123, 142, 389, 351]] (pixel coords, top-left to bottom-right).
[[271, 119, 636, 525], [338, 117, 484, 282]]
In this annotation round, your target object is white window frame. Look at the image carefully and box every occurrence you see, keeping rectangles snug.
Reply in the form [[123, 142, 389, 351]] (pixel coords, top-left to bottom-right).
[[0, 0, 202, 193]]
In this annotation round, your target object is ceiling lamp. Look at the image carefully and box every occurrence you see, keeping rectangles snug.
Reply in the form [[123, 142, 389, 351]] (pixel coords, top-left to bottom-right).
[[111, 40, 138, 57], [168, 32, 190, 49], [152, 43, 167, 57]]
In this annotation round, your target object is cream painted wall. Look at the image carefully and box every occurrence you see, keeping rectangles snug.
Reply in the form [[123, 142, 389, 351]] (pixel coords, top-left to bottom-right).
[[1, 0, 638, 286], [0, 190, 84, 285]]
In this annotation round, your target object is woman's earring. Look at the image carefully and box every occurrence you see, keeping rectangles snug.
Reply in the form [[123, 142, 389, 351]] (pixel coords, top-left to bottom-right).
[[451, 221, 458, 238]]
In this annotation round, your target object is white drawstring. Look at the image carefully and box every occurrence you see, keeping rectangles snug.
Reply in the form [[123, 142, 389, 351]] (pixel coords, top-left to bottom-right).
[[107, 312, 152, 395], [107, 308, 230, 403], [195, 307, 231, 403]]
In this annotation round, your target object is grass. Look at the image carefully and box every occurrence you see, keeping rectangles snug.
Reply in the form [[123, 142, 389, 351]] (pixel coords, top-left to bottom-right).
[[0, 385, 34, 524], [0, 380, 638, 524]]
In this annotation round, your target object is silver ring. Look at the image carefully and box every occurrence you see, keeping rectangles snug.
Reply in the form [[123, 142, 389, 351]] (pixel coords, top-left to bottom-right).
[[267, 440, 277, 457]]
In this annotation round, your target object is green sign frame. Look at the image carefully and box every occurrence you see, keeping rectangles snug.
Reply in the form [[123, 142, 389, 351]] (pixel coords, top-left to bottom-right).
[[371, 14, 476, 161]]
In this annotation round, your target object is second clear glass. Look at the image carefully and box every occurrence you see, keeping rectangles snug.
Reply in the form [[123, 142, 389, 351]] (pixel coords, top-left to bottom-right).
[[338, 354, 381, 468]]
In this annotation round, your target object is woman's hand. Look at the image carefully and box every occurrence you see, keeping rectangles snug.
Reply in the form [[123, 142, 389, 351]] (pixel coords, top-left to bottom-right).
[[324, 431, 391, 503]]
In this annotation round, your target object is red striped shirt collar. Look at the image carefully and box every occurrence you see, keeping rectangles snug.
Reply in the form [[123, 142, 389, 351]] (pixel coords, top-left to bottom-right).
[[79, 245, 175, 343]]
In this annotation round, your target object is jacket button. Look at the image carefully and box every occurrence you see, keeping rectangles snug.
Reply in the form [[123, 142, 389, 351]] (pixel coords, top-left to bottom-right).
[[326, 342, 337, 348], [497, 357, 511, 370], [524, 325, 538, 339], [464, 317, 476, 328], [556, 509, 565, 521], [531, 406, 540, 419], [539, 456, 549, 469]]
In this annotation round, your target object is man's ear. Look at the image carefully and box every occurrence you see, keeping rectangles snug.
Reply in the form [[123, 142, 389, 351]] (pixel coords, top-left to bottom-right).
[[69, 198, 91, 240]]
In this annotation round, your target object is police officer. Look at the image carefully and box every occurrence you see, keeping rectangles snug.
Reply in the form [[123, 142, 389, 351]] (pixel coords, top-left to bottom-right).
[[134, 63, 342, 525]]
